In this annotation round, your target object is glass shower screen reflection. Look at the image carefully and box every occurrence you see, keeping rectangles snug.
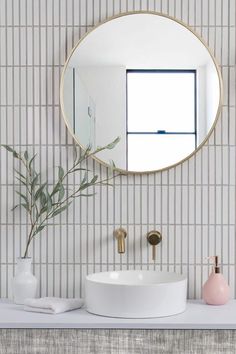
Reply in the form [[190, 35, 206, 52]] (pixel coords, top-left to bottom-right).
[[127, 70, 196, 171]]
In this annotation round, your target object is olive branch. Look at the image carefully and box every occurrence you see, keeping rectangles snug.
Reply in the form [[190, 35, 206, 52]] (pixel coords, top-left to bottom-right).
[[2, 138, 120, 258]]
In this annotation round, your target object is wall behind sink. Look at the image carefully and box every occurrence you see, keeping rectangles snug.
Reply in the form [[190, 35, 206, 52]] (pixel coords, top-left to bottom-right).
[[0, 0, 235, 299]]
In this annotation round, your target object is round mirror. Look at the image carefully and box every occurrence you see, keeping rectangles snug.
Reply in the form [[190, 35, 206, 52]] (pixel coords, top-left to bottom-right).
[[60, 12, 222, 173]]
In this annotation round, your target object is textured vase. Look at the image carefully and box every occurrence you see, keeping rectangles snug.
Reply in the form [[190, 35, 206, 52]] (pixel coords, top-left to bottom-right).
[[12, 257, 38, 305]]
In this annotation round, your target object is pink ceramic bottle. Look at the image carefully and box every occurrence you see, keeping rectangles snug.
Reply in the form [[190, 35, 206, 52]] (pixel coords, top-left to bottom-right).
[[203, 256, 230, 305]]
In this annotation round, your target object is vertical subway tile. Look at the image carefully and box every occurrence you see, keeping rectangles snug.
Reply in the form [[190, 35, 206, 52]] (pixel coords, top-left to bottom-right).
[[222, 185, 229, 224], [229, 67, 236, 106], [221, 225, 229, 263], [0, 0, 235, 299], [221, 109, 229, 146], [229, 186, 236, 224]]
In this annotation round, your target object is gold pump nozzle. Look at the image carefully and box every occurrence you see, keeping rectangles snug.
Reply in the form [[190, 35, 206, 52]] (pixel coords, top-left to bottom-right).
[[207, 256, 220, 273]]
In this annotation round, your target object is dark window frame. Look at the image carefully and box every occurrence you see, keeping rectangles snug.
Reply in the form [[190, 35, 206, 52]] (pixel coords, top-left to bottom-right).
[[126, 69, 197, 170]]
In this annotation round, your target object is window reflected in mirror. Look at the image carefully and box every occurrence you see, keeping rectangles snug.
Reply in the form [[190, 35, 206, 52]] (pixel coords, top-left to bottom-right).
[[127, 70, 196, 171]]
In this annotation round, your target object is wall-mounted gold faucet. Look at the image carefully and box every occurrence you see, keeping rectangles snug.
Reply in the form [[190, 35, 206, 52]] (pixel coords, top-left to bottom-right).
[[113, 228, 127, 254], [147, 230, 162, 261]]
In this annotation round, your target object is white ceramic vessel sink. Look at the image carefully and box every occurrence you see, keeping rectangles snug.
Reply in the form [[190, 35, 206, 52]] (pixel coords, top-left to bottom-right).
[[85, 270, 187, 318]]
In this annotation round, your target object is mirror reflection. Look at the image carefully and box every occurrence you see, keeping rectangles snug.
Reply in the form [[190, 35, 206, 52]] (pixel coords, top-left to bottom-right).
[[61, 12, 221, 172]]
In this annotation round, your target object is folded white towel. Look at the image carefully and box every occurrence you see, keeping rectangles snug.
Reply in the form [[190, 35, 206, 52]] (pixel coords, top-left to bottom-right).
[[24, 297, 84, 314]]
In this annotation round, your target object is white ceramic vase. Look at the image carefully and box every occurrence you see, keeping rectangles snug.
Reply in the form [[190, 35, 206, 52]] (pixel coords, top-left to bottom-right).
[[12, 257, 38, 304]]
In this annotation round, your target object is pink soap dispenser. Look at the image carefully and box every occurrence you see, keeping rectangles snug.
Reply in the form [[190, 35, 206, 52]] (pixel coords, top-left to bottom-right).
[[203, 256, 230, 305]]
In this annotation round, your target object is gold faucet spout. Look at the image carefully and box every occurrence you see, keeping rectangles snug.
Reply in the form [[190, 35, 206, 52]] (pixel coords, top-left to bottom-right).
[[113, 228, 127, 254]]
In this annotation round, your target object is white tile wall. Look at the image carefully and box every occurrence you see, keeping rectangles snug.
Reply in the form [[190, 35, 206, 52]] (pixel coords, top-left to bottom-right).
[[0, 0, 235, 299]]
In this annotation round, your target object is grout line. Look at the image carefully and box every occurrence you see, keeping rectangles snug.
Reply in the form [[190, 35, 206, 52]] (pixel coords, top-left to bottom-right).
[[99, 163, 102, 272], [120, 173, 123, 270], [226, 0, 231, 289], [132, 173, 135, 269], [45, 0, 49, 297], [160, 171, 163, 270], [234, 0, 236, 299], [4, 261, 234, 266], [140, 175, 142, 270], [65, 0, 69, 299], [11, 0, 15, 282], [5, 0, 9, 298], [167, 169, 169, 272], [106, 165, 109, 272], [52, 0, 56, 297], [2, 182, 236, 186], [146, 174, 149, 270], [185, 7, 191, 299], [18, 0, 22, 262], [58, 0, 62, 298], [97, 160, 99, 272], [78, 0, 82, 298], [193, 0, 197, 299], [0, 64, 236, 69], [126, 171, 129, 270], [0, 24, 235, 28], [1, 222, 236, 226], [72, 0, 76, 299], [0, 0, 3, 298], [38, 0, 42, 297], [85, 0, 89, 287]]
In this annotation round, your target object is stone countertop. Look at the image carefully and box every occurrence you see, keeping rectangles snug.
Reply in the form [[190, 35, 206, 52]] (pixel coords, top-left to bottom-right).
[[0, 299, 235, 329]]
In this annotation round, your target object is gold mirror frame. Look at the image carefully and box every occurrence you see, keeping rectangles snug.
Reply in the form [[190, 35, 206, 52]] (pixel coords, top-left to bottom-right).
[[60, 11, 223, 175]]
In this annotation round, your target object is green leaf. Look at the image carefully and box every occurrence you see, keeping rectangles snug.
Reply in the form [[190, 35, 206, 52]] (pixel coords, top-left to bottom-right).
[[39, 205, 48, 215], [81, 172, 88, 185], [90, 175, 98, 184], [109, 160, 116, 169], [50, 203, 71, 218], [58, 166, 64, 180], [85, 144, 92, 155], [40, 191, 47, 207], [108, 160, 117, 178], [106, 136, 121, 150], [2, 145, 15, 153], [14, 169, 26, 180], [33, 224, 47, 236], [29, 154, 37, 169], [93, 138, 120, 154], [73, 144, 78, 165], [94, 145, 103, 153], [2, 145, 19, 158], [75, 145, 91, 165], [15, 191, 28, 203], [21, 203, 30, 212], [34, 183, 47, 201], [37, 225, 46, 233], [31, 174, 39, 191], [24, 150, 29, 161], [78, 182, 92, 192], [51, 182, 62, 197], [58, 185, 65, 202], [45, 190, 52, 212], [74, 155, 86, 166], [15, 176, 27, 186], [11, 204, 20, 211], [78, 193, 96, 197]]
